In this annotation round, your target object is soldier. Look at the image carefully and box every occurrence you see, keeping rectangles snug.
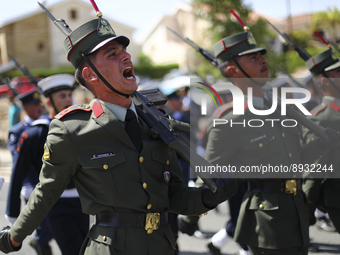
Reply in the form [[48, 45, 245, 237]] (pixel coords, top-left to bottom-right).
[[7, 88, 43, 157], [204, 30, 340, 255], [6, 74, 89, 255], [0, 15, 238, 255], [6, 88, 52, 255], [302, 48, 340, 234]]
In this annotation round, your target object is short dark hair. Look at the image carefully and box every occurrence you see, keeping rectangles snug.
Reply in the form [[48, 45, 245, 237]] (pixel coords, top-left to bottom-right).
[[75, 59, 87, 87], [218, 59, 235, 79]]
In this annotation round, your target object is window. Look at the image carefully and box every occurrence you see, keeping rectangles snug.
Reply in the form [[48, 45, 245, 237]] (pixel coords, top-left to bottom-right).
[[70, 9, 77, 20]]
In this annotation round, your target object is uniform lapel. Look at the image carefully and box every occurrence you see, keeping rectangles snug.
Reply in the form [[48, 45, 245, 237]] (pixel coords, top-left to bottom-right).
[[90, 99, 137, 151]]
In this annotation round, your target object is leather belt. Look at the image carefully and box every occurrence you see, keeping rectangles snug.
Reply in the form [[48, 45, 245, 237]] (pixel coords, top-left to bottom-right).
[[248, 179, 301, 195], [96, 212, 168, 234]]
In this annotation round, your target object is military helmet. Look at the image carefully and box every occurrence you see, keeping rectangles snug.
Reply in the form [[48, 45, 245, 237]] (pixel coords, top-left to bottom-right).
[[64, 18, 130, 68], [213, 31, 267, 65], [305, 49, 340, 76]]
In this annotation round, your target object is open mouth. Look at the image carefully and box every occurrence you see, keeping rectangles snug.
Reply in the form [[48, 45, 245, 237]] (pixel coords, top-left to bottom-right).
[[123, 66, 135, 80]]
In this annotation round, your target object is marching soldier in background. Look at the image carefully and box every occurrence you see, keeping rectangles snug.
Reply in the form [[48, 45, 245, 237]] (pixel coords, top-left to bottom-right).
[[6, 88, 53, 255], [0, 13, 238, 255], [7, 88, 44, 157], [303, 48, 340, 234], [204, 30, 340, 255], [6, 74, 89, 255]]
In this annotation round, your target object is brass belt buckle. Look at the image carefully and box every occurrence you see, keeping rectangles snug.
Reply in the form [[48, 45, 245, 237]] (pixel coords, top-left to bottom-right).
[[285, 180, 297, 195], [145, 213, 160, 234]]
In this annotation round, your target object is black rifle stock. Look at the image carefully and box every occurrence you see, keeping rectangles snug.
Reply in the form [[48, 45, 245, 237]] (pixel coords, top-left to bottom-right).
[[167, 27, 218, 67], [38, 2, 218, 192]]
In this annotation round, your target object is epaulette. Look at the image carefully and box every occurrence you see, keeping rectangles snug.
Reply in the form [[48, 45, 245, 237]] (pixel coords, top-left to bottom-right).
[[330, 102, 340, 113], [55, 104, 92, 119], [310, 102, 327, 116], [211, 101, 248, 118], [16, 132, 29, 153]]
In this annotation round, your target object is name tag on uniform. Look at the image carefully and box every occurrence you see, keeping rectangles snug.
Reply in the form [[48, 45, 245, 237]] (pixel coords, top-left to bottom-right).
[[91, 152, 115, 160]]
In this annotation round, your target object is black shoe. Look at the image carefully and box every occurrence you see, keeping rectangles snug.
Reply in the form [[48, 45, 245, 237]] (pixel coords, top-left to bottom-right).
[[308, 243, 320, 253], [207, 241, 221, 255], [29, 239, 53, 255], [178, 217, 198, 236]]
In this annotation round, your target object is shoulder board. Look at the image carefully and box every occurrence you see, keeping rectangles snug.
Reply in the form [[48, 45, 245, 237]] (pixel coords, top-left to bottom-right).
[[310, 102, 327, 116], [55, 104, 92, 119], [211, 101, 248, 118], [330, 102, 340, 113], [32, 118, 50, 126], [16, 132, 29, 153]]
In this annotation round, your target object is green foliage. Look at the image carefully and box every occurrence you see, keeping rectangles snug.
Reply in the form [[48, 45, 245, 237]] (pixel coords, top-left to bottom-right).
[[137, 52, 153, 66], [192, 0, 252, 43], [4, 65, 76, 79], [292, 30, 311, 49], [313, 6, 340, 41]]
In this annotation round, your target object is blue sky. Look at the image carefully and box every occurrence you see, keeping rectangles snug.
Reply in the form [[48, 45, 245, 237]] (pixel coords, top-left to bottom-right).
[[0, 0, 339, 43]]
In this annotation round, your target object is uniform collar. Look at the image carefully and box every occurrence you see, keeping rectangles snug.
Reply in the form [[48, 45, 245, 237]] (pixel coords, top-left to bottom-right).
[[97, 99, 138, 122], [323, 96, 340, 105]]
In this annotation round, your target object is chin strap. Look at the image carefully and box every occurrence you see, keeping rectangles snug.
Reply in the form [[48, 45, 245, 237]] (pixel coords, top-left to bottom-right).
[[231, 56, 266, 86], [82, 54, 130, 98]]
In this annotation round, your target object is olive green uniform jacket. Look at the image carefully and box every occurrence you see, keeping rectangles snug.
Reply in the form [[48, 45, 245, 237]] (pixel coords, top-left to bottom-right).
[[205, 101, 309, 249], [10, 98, 209, 255], [302, 97, 340, 232]]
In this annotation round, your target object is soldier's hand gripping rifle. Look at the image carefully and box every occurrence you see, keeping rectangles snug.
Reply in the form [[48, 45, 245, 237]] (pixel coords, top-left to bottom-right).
[[38, 1, 218, 192]]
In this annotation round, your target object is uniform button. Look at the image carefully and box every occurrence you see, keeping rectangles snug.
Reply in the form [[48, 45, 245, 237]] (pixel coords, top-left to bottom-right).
[[103, 164, 108, 169], [166, 160, 170, 165], [259, 204, 264, 209], [147, 229, 153, 234], [103, 236, 106, 241], [282, 133, 285, 138], [147, 204, 152, 210], [198, 215, 202, 218], [204, 212, 208, 215], [289, 153, 292, 158], [259, 143, 263, 148], [143, 182, 147, 189], [139, 157, 144, 163], [86, 105, 91, 109]]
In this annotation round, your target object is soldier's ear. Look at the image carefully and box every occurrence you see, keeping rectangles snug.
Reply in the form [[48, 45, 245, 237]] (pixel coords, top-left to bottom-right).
[[82, 67, 98, 82], [226, 65, 237, 77], [46, 97, 52, 107], [321, 76, 331, 88]]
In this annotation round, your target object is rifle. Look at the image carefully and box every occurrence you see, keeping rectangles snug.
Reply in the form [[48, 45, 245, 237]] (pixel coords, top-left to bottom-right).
[[38, 2, 218, 192], [0, 75, 19, 96], [266, 19, 311, 61], [167, 27, 218, 67]]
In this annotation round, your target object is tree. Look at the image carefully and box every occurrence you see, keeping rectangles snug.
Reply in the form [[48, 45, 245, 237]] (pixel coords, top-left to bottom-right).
[[313, 6, 340, 42]]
